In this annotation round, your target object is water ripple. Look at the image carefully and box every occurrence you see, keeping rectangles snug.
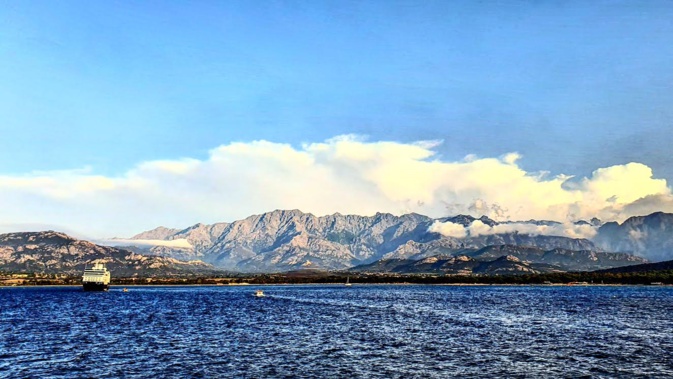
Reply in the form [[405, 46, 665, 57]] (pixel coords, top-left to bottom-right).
[[1, 285, 672, 378]]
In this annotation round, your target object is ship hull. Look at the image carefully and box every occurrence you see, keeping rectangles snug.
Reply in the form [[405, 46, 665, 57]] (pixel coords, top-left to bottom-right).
[[82, 282, 109, 291]]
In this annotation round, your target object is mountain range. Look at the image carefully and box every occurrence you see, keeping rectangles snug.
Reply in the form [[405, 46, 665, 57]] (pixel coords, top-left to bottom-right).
[[2, 210, 672, 276], [118, 209, 671, 272]]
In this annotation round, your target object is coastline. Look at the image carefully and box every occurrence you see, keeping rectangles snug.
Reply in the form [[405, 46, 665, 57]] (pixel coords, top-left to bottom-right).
[[2, 269, 672, 287], [2, 281, 670, 288]]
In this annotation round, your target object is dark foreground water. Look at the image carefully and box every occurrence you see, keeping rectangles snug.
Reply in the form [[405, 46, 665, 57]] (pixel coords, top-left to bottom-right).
[[1, 285, 672, 378]]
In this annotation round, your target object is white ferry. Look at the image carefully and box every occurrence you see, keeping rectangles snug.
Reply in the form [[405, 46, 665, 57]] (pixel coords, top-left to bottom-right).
[[82, 262, 111, 291]]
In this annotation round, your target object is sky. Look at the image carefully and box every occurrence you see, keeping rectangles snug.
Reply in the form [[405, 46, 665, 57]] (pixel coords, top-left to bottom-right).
[[1, 1, 673, 238]]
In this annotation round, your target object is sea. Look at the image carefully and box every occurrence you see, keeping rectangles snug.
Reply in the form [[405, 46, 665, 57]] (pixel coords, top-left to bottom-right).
[[1, 285, 672, 378]]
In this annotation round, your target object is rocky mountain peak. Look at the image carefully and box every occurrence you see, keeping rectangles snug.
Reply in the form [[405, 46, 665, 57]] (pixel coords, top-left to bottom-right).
[[132, 226, 181, 240], [439, 214, 498, 227], [0, 230, 77, 246], [594, 211, 673, 261]]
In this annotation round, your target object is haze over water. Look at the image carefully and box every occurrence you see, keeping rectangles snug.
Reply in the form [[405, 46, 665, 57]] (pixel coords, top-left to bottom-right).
[[1, 285, 672, 378]]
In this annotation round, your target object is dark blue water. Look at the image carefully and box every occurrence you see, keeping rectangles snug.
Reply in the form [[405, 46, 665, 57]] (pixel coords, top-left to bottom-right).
[[1, 285, 672, 378]]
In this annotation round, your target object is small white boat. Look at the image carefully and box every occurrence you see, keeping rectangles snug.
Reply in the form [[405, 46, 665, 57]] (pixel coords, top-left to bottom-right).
[[254, 290, 265, 297], [345, 276, 352, 287]]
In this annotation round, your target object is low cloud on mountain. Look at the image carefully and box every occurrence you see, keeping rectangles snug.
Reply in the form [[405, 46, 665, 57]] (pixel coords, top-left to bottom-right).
[[429, 220, 598, 239], [0, 135, 671, 236], [104, 238, 193, 249]]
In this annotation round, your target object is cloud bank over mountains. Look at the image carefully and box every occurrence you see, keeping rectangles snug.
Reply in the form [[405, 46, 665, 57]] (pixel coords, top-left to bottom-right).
[[428, 220, 599, 240], [0, 135, 671, 237]]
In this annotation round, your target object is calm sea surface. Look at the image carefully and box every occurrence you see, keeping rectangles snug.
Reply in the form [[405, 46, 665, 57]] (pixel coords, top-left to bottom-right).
[[1, 285, 672, 378]]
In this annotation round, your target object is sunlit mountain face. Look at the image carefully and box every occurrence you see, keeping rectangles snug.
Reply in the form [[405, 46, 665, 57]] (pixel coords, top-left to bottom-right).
[[103, 209, 666, 272]]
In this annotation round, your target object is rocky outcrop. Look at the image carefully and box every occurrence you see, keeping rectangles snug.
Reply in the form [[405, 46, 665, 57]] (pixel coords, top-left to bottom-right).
[[131, 226, 182, 241]]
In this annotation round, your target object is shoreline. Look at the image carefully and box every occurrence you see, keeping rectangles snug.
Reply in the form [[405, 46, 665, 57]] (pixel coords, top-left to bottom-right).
[[2, 282, 670, 288], [3, 271, 672, 287]]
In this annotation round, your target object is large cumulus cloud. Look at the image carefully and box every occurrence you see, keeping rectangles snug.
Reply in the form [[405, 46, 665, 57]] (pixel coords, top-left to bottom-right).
[[0, 135, 671, 237]]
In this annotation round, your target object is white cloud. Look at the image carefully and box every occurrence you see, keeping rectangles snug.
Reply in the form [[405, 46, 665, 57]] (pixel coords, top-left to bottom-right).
[[104, 239, 193, 249], [468, 220, 598, 239], [428, 221, 467, 238], [0, 135, 671, 237], [501, 152, 522, 165], [429, 220, 598, 240]]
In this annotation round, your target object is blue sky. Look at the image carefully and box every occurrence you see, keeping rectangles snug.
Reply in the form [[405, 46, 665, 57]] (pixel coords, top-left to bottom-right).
[[1, 1, 673, 236]]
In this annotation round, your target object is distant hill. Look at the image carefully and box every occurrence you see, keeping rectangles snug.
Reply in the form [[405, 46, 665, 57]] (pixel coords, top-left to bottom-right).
[[466, 245, 643, 272], [352, 255, 559, 275], [595, 259, 673, 274], [351, 244, 646, 275], [594, 212, 673, 262], [0, 231, 216, 277]]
